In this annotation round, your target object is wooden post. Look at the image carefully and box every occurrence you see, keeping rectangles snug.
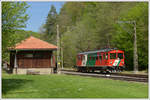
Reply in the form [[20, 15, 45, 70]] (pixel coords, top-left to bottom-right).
[[14, 51, 18, 74], [51, 54, 53, 67], [61, 46, 64, 69], [57, 24, 61, 74], [133, 21, 138, 74]]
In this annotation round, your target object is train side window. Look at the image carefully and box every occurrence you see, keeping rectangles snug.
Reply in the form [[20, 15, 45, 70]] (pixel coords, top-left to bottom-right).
[[110, 53, 116, 59], [96, 56, 98, 60], [93, 56, 95, 60], [106, 53, 108, 59], [99, 55, 102, 60], [118, 53, 123, 59], [90, 56, 91, 60], [103, 54, 105, 59]]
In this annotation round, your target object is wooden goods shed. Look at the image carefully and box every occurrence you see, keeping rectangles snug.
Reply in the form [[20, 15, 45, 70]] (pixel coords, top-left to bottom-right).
[[9, 36, 57, 74]]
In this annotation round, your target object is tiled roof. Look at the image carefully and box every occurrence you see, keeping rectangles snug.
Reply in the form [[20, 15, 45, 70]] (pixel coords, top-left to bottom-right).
[[10, 36, 57, 50]]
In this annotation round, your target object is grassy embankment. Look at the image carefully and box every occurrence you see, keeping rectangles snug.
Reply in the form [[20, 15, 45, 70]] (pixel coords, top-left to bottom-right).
[[2, 70, 148, 98]]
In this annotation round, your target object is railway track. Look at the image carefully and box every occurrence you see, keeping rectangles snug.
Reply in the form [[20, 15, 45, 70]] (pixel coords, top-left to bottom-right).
[[61, 69, 148, 83]]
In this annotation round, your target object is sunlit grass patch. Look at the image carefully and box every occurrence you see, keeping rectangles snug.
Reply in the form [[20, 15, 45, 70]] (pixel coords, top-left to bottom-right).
[[2, 73, 148, 98]]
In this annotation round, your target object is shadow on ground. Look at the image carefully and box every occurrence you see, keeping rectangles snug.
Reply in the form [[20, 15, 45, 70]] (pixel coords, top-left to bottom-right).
[[2, 78, 32, 94]]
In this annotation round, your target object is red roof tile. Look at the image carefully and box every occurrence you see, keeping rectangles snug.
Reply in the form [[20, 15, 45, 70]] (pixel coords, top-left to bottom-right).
[[10, 36, 57, 50]]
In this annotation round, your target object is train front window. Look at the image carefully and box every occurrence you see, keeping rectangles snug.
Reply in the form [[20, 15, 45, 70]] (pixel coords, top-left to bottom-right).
[[83, 56, 85, 60], [118, 53, 123, 59], [78, 56, 80, 60], [110, 53, 116, 59]]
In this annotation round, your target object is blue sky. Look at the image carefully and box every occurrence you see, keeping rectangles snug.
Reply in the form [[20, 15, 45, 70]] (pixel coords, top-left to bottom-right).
[[24, 2, 65, 32]]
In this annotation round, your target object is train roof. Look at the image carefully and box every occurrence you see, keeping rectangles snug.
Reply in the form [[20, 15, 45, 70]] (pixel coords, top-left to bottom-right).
[[78, 48, 119, 55]]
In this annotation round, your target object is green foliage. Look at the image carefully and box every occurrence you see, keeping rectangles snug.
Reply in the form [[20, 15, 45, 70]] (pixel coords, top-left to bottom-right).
[[38, 2, 148, 70], [2, 74, 148, 98], [111, 3, 148, 70], [2, 2, 29, 62], [43, 5, 58, 45], [10, 30, 42, 46], [2, 2, 29, 30]]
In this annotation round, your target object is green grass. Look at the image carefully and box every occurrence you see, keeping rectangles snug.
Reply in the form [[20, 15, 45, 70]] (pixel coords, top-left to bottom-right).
[[2, 72, 148, 98]]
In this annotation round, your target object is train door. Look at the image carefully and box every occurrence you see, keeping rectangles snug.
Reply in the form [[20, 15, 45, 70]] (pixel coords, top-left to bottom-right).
[[95, 52, 102, 66], [86, 54, 91, 66], [101, 53, 105, 66], [77, 55, 82, 66], [82, 55, 87, 66], [99, 53, 102, 65], [103, 53, 106, 66], [105, 53, 109, 66]]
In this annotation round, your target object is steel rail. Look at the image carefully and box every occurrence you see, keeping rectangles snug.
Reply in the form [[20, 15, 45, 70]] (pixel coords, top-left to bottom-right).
[[61, 69, 148, 83]]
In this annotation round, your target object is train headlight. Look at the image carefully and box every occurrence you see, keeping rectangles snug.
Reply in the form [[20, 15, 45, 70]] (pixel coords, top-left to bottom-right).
[[110, 61, 112, 64]]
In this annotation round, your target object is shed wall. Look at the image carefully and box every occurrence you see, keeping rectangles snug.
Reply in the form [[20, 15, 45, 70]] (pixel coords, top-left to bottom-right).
[[15, 51, 55, 68]]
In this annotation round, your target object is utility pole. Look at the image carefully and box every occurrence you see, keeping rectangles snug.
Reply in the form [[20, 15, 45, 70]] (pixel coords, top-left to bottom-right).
[[57, 24, 61, 74], [60, 37, 64, 69], [133, 21, 138, 73], [117, 21, 138, 74], [61, 45, 64, 69]]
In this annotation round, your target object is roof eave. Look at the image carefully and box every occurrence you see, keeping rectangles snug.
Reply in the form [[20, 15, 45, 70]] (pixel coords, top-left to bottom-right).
[[8, 48, 57, 51]]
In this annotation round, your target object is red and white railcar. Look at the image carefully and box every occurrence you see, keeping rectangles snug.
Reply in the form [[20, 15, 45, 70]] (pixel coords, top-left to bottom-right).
[[75, 48, 125, 72]]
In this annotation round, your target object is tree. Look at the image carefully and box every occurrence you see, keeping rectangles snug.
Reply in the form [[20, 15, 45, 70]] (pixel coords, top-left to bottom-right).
[[2, 2, 29, 61], [41, 2, 148, 71], [59, 2, 137, 68], [111, 3, 148, 70], [43, 5, 57, 44]]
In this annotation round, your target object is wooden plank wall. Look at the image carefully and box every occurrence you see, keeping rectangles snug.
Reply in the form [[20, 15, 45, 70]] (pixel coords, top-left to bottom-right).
[[16, 51, 54, 68]]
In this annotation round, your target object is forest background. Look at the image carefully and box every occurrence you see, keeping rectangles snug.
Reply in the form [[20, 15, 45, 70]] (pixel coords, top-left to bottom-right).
[[2, 2, 148, 71]]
